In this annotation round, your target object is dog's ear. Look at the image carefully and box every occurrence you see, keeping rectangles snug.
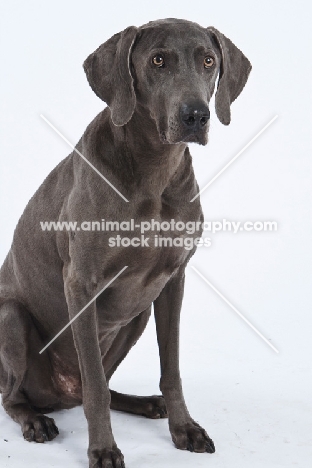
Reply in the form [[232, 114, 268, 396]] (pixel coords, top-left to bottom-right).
[[207, 27, 252, 125], [83, 26, 138, 126]]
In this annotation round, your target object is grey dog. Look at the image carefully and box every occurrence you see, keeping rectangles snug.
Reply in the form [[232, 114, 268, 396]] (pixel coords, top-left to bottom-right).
[[0, 18, 251, 468]]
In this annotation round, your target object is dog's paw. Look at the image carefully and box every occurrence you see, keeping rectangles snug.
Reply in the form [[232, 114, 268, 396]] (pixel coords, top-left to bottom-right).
[[170, 419, 215, 453], [22, 414, 59, 443], [89, 447, 125, 468], [139, 395, 168, 419]]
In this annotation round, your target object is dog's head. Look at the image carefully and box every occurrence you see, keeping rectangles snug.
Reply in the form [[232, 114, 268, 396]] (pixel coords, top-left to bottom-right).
[[83, 19, 251, 145]]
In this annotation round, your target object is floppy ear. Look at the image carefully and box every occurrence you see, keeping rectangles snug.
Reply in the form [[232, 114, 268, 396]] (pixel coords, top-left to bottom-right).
[[83, 26, 138, 126], [207, 27, 252, 125]]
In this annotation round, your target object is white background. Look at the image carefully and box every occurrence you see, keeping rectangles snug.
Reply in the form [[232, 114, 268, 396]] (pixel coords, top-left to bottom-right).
[[0, 0, 311, 467]]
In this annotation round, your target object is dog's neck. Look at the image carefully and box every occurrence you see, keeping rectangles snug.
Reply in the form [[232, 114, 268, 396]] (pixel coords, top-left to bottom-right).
[[109, 104, 188, 197]]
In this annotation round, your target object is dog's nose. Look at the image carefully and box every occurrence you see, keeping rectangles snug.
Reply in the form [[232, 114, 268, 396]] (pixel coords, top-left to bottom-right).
[[181, 102, 210, 128]]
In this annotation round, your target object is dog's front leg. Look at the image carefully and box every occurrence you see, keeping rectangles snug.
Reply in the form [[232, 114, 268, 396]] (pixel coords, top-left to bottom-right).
[[154, 269, 215, 454], [64, 274, 125, 468]]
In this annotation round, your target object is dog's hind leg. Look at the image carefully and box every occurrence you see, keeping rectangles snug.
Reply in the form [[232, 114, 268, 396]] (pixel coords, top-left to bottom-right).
[[0, 300, 59, 442], [110, 390, 167, 419], [104, 307, 168, 419]]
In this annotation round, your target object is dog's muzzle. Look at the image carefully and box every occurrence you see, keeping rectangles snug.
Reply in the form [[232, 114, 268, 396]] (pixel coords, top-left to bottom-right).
[[180, 101, 210, 131], [179, 100, 210, 145], [160, 100, 210, 145]]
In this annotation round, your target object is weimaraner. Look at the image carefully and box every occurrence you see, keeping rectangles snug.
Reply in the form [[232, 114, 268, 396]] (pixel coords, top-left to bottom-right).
[[0, 18, 251, 468]]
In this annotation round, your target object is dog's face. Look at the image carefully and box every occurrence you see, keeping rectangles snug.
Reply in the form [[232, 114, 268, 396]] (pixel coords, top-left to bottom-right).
[[131, 21, 219, 145], [84, 19, 251, 145]]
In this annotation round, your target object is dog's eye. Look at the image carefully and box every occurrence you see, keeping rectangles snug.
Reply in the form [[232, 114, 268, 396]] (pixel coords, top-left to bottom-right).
[[152, 54, 165, 67], [204, 56, 214, 68]]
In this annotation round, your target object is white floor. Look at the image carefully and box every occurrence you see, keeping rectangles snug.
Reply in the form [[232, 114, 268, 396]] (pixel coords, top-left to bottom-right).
[[1, 289, 311, 468]]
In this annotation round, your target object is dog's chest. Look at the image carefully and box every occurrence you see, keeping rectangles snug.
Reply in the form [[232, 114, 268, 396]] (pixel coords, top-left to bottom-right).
[[96, 201, 202, 324], [123, 199, 199, 271]]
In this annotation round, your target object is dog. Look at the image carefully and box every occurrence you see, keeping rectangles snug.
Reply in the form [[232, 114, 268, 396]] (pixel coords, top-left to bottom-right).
[[0, 18, 251, 467]]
